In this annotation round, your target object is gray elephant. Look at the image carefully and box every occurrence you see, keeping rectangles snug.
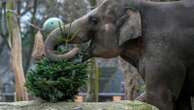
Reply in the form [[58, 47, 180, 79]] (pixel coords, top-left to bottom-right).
[[45, 0, 194, 110]]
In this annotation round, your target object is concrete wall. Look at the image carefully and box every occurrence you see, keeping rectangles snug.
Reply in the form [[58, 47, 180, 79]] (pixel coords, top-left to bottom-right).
[[0, 100, 158, 110]]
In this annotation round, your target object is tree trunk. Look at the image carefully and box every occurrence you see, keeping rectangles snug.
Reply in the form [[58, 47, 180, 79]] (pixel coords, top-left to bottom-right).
[[118, 57, 143, 100], [85, 0, 99, 102], [11, 18, 28, 101], [7, 1, 28, 101], [11, 17, 28, 101], [31, 31, 45, 63], [86, 58, 99, 102], [23, 0, 38, 73]]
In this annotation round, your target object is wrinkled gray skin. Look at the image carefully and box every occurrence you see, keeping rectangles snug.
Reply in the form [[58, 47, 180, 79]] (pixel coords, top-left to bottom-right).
[[45, 0, 194, 109]]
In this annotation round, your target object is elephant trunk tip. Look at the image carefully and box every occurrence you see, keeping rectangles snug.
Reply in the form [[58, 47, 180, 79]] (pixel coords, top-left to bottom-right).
[[45, 46, 80, 61], [81, 54, 91, 62], [44, 26, 81, 61]]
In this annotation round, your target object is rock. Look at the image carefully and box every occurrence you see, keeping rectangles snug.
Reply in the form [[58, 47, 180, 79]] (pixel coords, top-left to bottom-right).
[[72, 107, 83, 110], [0, 100, 158, 110]]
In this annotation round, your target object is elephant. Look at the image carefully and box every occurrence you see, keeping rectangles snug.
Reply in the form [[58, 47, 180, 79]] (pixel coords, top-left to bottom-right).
[[45, 0, 194, 109]]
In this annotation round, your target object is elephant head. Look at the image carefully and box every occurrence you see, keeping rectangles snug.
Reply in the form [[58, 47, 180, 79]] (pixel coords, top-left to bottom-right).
[[45, 0, 141, 61]]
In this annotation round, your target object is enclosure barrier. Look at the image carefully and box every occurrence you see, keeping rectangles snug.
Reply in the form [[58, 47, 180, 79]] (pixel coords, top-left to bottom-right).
[[0, 100, 158, 110]]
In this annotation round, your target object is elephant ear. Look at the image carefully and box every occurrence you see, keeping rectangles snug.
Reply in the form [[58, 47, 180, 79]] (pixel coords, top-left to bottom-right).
[[118, 10, 142, 46]]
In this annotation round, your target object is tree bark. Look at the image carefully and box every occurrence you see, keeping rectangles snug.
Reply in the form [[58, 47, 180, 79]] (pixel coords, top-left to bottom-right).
[[86, 58, 99, 102], [11, 18, 28, 101], [11, 17, 28, 101], [7, 1, 28, 101], [82, 0, 100, 102], [23, 0, 38, 73], [31, 31, 45, 63], [118, 57, 143, 100]]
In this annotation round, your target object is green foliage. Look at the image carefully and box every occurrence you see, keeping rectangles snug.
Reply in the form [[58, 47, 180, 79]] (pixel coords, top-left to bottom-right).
[[26, 58, 88, 102], [26, 13, 85, 103]]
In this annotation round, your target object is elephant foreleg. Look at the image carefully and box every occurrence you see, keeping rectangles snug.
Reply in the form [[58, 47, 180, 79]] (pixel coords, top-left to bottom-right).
[[144, 57, 186, 110], [146, 87, 174, 110]]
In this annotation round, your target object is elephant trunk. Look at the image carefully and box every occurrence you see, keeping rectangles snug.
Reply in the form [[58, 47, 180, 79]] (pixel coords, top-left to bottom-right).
[[45, 25, 80, 61]]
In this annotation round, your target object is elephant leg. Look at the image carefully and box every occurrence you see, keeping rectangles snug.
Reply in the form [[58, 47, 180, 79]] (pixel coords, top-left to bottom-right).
[[144, 58, 186, 110], [174, 97, 192, 110], [145, 85, 174, 110]]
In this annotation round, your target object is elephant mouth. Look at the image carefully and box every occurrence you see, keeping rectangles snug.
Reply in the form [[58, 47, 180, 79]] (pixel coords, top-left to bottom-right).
[[80, 42, 93, 62], [82, 52, 92, 62], [80, 41, 121, 62], [82, 46, 94, 62]]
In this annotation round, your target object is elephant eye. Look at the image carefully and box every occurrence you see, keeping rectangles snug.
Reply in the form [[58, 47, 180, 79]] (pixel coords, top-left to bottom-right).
[[88, 16, 99, 25]]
